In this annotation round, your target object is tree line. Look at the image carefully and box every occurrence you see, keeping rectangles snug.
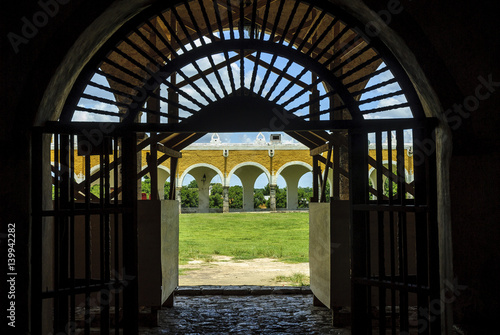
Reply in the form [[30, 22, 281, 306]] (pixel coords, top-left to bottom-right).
[[139, 176, 316, 209]]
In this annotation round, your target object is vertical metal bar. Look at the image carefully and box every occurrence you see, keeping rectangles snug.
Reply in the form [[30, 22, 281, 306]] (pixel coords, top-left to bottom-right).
[[169, 157, 178, 200], [250, 0, 258, 40], [349, 129, 370, 333], [168, 73, 179, 124], [312, 156, 319, 202], [183, 1, 229, 97], [224, 0, 234, 40], [259, 0, 272, 41], [333, 143, 340, 201], [249, 49, 261, 93], [53, 133, 60, 333], [98, 148, 108, 333], [84, 151, 91, 335], [396, 128, 409, 332], [239, 0, 245, 92], [206, 0, 236, 93], [122, 133, 138, 335], [113, 136, 120, 335], [69, 135, 76, 334], [268, 0, 286, 42], [57, 134, 70, 332], [375, 131, 386, 332], [31, 128, 43, 334], [101, 137, 111, 334], [320, 145, 332, 202], [413, 127, 430, 335], [148, 88, 160, 200], [387, 131, 397, 334]]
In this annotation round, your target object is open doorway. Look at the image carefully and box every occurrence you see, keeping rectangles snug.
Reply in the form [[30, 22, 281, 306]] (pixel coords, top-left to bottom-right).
[[32, 1, 445, 333]]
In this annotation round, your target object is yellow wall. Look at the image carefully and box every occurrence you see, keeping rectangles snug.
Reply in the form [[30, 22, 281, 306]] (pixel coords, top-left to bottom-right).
[[51, 147, 412, 182]]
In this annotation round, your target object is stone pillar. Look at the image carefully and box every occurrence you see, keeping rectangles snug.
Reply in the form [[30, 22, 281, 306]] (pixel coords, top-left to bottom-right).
[[286, 180, 299, 210], [239, 174, 259, 212], [157, 168, 170, 200], [197, 181, 210, 213], [223, 186, 229, 213], [269, 184, 277, 211]]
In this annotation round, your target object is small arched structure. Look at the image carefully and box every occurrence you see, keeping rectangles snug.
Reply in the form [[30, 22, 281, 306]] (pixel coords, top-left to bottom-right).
[[276, 161, 313, 210], [180, 163, 224, 213], [228, 162, 271, 211]]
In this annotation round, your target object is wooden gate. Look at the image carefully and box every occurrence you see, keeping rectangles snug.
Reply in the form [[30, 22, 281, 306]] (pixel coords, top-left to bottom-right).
[[31, 126, 139, 334], [349, 124, 441, 334]]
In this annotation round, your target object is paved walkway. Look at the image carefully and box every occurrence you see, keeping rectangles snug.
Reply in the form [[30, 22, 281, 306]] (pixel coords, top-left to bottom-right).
[[139, 286, 350, 334]]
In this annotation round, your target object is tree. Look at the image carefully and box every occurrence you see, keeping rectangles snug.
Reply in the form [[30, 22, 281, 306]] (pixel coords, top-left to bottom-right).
[[276, 186, 287, 208], [209, 183, 224, 208], [141, 175, 151, 196], [262, 183, 270, 196], [164, 181, 170, 200], [264, 185, 287, 208], [228, 185, 243, 209], [254, 189, 265, 208], [181, 186, 198, 207], [187, 179, 198, 189], [298, 187, 312, 208], [384, 178, 398, 197]]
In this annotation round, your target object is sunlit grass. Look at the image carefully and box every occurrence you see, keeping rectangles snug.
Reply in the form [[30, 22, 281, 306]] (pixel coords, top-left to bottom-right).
[[179, 212, 309, 264], [274, 273, 310, 286]]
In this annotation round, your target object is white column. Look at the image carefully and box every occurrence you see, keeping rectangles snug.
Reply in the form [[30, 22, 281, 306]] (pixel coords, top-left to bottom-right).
[[239, 174, 258, 212]]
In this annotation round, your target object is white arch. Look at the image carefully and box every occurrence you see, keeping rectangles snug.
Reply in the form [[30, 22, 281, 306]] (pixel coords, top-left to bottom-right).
[[179, 163, 224, 187], [227, 162, 271, 186], [368, 160, 411, 185], [275, 161, 313, 180], [157, 165, 170, 176]]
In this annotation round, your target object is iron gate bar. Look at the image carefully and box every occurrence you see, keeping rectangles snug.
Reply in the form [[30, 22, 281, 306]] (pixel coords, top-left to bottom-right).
[[239, 0, 245, 91], [84, 150, 91, 335], [69, 135, 76, 334], [184, 2, 230, 98], [109, 46, 203, 113], [30, 128, 43, 333], [344, 66, 389, 90], [121, 133, 139, 334], [396, 128, 409, 332], [349, 129, 371, 333], [387, 131, 397, 334], [113, 136, 120, 335], [375, 131, 387, 333]]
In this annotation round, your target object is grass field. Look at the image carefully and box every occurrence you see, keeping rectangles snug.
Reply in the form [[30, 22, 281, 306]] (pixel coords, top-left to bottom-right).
[[179, 212, 309, 264]]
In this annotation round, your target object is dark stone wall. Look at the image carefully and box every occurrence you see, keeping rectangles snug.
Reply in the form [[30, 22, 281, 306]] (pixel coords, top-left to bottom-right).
[[0, 0, 498, 332]]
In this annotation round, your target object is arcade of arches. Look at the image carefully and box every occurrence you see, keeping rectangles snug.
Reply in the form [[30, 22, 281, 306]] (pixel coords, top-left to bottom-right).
[[1, 0, 499, 334], [60, 133, 415, 212]]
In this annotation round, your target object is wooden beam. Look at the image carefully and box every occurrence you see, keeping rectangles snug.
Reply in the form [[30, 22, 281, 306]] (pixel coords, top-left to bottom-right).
[[157, 143, 182, 158], [310, 142, 329, 156]]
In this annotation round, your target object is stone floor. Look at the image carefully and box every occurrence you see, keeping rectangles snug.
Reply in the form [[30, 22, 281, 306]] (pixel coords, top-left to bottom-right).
[[139, 286, 350, 334]]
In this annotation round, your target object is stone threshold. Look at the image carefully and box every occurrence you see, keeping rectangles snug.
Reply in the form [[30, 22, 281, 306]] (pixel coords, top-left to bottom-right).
[[175, 285, 312, 296]]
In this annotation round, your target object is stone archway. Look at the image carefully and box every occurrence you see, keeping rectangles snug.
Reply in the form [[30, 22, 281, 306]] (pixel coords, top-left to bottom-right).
[[33, 1, 452, 333], [228, 162, 271, 212], [180, 163, 224, 213], [276, 161, 313, 210]]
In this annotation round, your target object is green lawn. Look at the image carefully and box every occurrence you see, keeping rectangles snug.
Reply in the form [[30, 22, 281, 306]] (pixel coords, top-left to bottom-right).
[[179, 212, 309, 264]]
